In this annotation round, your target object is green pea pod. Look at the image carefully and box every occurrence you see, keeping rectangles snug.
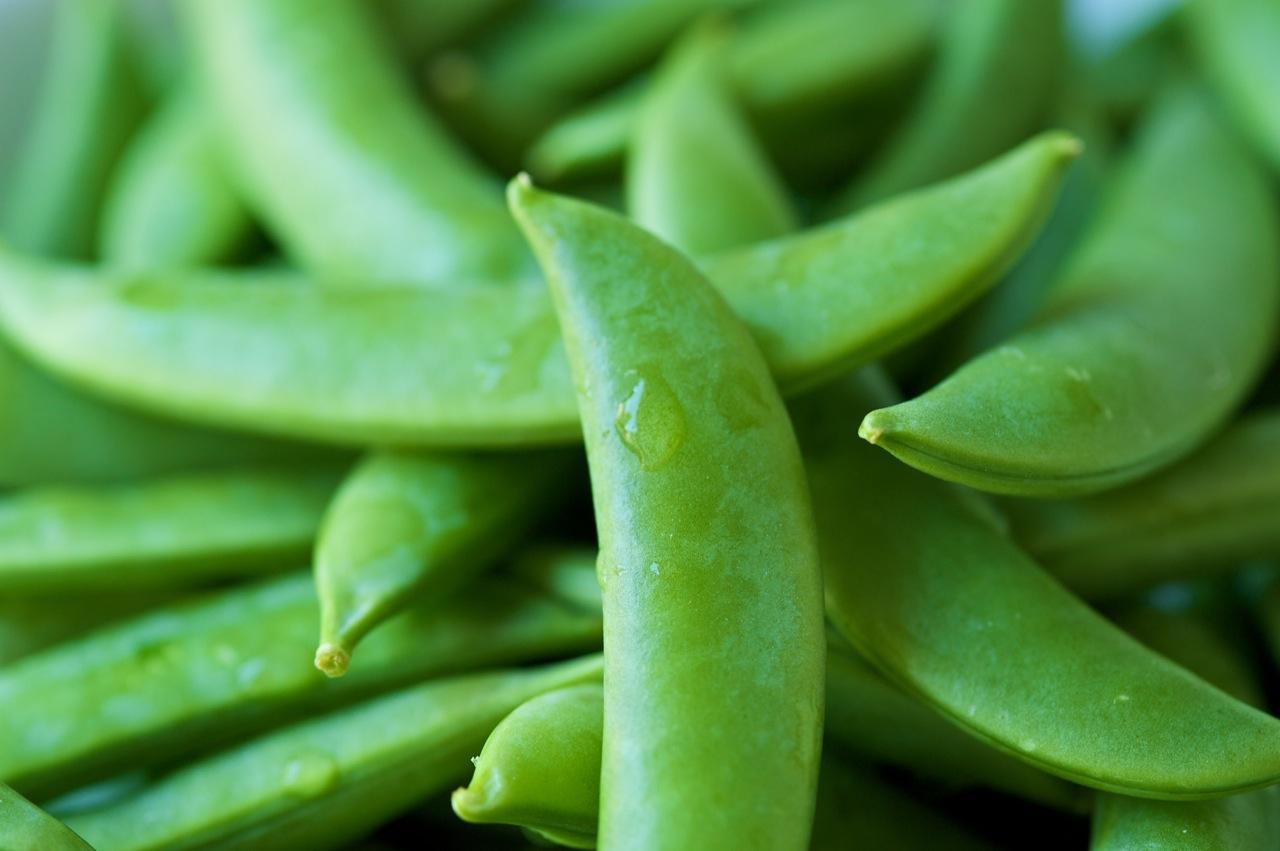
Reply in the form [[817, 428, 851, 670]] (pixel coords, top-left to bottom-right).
[[98, 91, 257, 269], [1007, 411, 1280, 600], [0, 569, 601, 800], [0, 467, 341, 594], [452, 683, 601, 848], [1187, 0, 1280, 172], [509, 547, 603, 615], [0, 339, 334, 487], [430, 0, 749, 168], [511, 178, 824, 851], [314, 450, 569, 677], [0, 133, 1075, 448], [183, 0, 530, 285], [0, 0, 147, 258], [825, 644, 1083, 810], [0, 592, 178, 667], [0, 782, 92, 851], [527, 0, 937, 183], [373, 0, 519, 60], [804, 369, 1280, 799], [627, 22, 795, 255], [861, 89, 1280, 496], [830, 0, 1062, 212], [1091, 604, 1280, 849], [65, 655, 603, 851]]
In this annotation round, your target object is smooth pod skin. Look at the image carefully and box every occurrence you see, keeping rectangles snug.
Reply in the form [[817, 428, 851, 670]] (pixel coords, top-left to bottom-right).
[[0, 591, 178, 667], [0, 0, 146, 258], [1187, 0, 1280, 172], [0, 467, 341, 593], [65, 656, 603, 851], [0, 782, 93, 851], [862, 89, 1280, 496], [0, 133, 1075, 448], [627, 22, 795, 255], [452, 683, 602, 849], [0, 339, 334, 487], [314, 450, 569, 677], [184, 0, 531, 285], [1008, 411, 1280, 600], [802, 369, 1280, 799], [831, 0, 1062, 211], [99, 91, 258, 269], [511, 178, 824, 850], [0, 569, 602, 800]]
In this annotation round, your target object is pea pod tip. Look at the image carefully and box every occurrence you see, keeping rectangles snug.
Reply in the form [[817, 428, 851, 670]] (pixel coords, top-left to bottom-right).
[[313, 642, 350, 679]]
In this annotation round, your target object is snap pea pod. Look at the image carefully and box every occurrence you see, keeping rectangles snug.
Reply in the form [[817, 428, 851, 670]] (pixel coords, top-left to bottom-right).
[[99, 91, 257, 269], [526, 0, 937, 183], [314, 450, 569, 677], [512, 178, 824, 851], [0, 567, 602, 800], [374, 0, 519, 60], [0, 782, 93, 851], [0, 0, 146, 258], [1187, 0, 1280, 172], [65, 655, 603, 851], [1091, 605, 1280, 849], [508, 548, 603, 615], [0, 339, 334, 487], [1007, 411, 1280, 600], [627, 22, 795, 254], [0, 467, 341, 594], [0, 593, 178, 667], [831, 0, 1062, 212], [0, 133, 1075, 448], [861, 88, 1280, 496], [805, 369, 1280, 799], [429, 0, 750, 168], [184, 0, 530, 286]]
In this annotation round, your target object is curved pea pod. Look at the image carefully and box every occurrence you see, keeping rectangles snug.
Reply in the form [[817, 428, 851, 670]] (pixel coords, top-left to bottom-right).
[[0, 0, 146, 258], [803, 369, 1280, 800], [627, 22, 795, 255], [1007, 411, 1280, 600], [825, 644, 1083, 810], [314, 450, 570, 677], [0, 782, 92, 851], [0, 569, 602, 799], [511, 179, 824, 850], [99, 91, 258, 269], [0, 339, 335, 487], [183, 0, 530, 285], [861, 89, 1280, 496], [1187, 0, 1280, 173], [831, 0, 1062, 212], [0, 132, 1075, 448], [0, 467, 340, 594], [452, 683, 601, 849], [429, 0, 747, 168], [527, 0, 937, 184], [65, 655, 602, 851]]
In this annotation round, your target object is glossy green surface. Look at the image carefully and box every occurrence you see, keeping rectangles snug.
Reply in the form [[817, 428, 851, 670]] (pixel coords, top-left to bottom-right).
[[803, 370, 1280, 799], [0, 467, 339, 593], [185, 0, 530, 285], [66, 656, 603, 851], [0, 339, 331, 487], [452, 683, 601, 849], [99, 92, 257, 269], [832, 0, 1061, 210], [862, 89, 1280, 496], [1188, 0, 1280, 172], [314, 450, 567, 676], [512, 179, 823, 850], [0, 0, 145, 258], [627, 23, 795, 254], [1009, 411, 1280, 599], [0, 592, 179, 667], [0, 133, 1073, 447], [0, 782, 93, 851], [0, 569, 601, 800]]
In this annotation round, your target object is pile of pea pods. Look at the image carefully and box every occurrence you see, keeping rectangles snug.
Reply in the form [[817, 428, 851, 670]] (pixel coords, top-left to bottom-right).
[[3, 0, 1280, 848]]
